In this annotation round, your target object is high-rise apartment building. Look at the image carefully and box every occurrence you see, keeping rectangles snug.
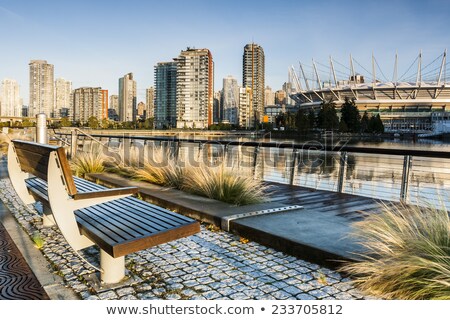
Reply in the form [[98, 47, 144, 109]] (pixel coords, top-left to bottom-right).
[[282, 82, 295, 106], [265, 86, 275, 106], [109, 95, 119, 114], [29, 60, 54, 117], [242, 43, 265, 126], [101, 89, 108, 120], [54, 78, 72, 118], [145, 87, 154, 118], [175, 48, 214, 129], [275, 90, 287, 105], [0, 79, 22, 117], [137, 101, 146, 118], [213, 91, 221, 124], [72, 87, 103, 124], [222, 76, 239, 125], [154, 62, 177, 129], [118, 73, 137, 122], [239, 87, 252, 128]]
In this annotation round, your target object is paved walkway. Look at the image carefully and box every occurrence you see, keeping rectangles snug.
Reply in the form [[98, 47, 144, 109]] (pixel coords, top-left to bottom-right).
[[0, 176, 367, 300]]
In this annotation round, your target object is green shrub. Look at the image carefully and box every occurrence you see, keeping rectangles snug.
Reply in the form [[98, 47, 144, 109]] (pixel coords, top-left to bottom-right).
[[341, 202, 450, 300]]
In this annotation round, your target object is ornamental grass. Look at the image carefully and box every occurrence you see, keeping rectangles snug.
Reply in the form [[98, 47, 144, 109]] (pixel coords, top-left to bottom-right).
[[341, 202, 450, 300], [182, 165, 267, 206], [70, 150, 106, 178], [134, 148, 267, 206], [133, 148, 185, 189]]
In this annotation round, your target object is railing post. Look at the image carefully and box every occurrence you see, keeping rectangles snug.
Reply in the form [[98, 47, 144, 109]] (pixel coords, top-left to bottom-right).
[[124, 136, 131, 166], [197, 142, 204, 161], [253, 145, 260, 179], [290, 149, 299, 185], [70, 130, 78, 159], [36, 113, 48, 144], [400, 155, 412, 201], [173, 141, 180, 161], [337, 151, 348, 193], [223, 144, 228, 161]]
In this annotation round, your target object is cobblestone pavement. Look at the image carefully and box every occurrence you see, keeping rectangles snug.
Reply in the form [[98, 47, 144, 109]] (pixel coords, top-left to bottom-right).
[[0, 177, 366, 300]]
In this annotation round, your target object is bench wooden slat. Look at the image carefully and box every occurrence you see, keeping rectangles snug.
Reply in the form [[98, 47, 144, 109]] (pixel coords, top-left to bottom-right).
[[73, 187, 138, 200], [74, 177, 194, 225], [76, 207, 143, 242], [112, 222, 200, 258], [89, 200, 184, 233], [15, 148, 50, 180]]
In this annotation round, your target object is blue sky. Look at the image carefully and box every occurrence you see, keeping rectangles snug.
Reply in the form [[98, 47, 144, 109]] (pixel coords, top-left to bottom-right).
[[1, 0, 450, 104]]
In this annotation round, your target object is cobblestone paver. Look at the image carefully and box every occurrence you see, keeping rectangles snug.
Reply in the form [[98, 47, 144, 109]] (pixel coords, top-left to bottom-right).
[[0, 176, 366, 300]]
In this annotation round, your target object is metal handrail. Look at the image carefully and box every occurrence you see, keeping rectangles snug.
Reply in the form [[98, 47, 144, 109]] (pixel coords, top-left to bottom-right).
[[52, 131, 450, 206], [53, 131, 450, 159]]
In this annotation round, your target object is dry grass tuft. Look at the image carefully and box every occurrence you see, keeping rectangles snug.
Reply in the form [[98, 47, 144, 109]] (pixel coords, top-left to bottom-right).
[[341, 202, 450, 300], [134, 149, 185, 189], [71, 150, 107, 178], [183, 165, 267, 206], [134, 148, 267, 205]]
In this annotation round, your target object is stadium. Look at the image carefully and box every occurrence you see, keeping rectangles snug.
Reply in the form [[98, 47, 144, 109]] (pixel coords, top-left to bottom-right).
[[289, 51, 450, 135]]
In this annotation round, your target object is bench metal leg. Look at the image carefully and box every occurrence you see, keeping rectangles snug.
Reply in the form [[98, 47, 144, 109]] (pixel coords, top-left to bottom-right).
[[100, 250, 125, 284], [42, 205, 56, 227]]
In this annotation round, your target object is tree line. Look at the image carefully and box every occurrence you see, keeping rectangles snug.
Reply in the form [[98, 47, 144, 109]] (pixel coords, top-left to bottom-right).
[[276, 97, 384, 134]]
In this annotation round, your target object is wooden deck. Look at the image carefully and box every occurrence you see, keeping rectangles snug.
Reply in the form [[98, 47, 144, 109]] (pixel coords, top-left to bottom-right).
[[265, 182, 385, 222]]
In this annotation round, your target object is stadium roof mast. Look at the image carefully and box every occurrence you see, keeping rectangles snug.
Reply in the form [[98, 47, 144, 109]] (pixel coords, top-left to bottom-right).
[[437, 49, 447, 86], [299, 62, 310, 91], [312, 59, 322, 90], [330, 56, 338, 87], [372, 52, 376, 85], [393, 52, 398, 86], [289, 65, 303, 91], [350, 54, 356, 79], [416, 50, 422, 86]]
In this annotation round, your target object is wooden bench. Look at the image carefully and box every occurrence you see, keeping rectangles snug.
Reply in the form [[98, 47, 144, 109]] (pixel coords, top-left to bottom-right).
[[7, 139, 200, 284]]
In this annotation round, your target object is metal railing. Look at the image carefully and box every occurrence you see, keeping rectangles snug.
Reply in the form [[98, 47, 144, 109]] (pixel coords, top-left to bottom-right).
[[53, 131, 450, 208]]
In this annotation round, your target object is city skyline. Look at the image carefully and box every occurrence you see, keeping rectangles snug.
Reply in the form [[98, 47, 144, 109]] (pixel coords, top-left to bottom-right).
[[1, 0, 450, 104]]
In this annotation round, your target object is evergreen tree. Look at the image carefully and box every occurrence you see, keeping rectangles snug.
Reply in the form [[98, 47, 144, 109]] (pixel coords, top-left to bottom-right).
[[373, 114, 384, 133], [308, 109, 316, 129], [295, 110, 310, 134], [317, 101, 339, 131], [339, 119, 348, 132], [340, 97, 361, 132], [361, 111, 370, 133]]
